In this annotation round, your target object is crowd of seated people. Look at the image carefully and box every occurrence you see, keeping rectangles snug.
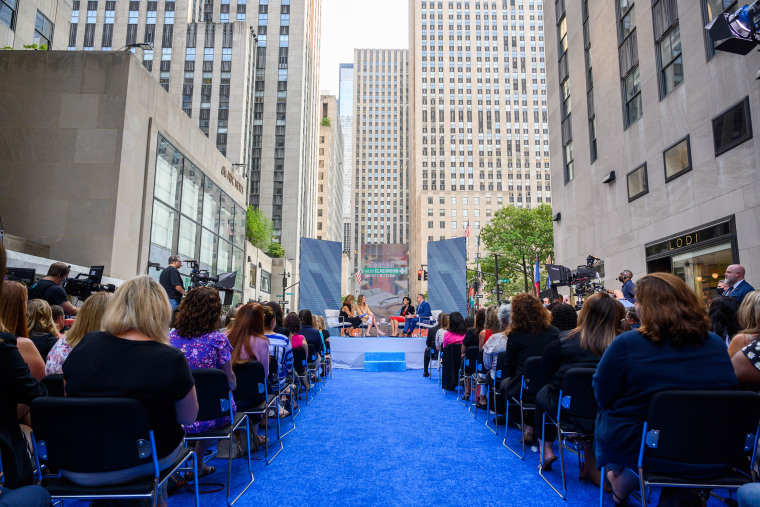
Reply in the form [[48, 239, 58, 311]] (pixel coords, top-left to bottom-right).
[[0, 240, 334, 506]]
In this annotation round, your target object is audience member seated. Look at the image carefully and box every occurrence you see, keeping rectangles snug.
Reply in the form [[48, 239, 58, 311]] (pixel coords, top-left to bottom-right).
[[224, 306, 238, 331], [45, 291, 112, 375], [300, 309, 324, 355], [709, 295, 741, 348], [624, 308, 640, 330], [434, 313, 449, 352], [0, 243, 48, 492], [501, 293, 559, 444], [594, 273, 737, 505], [479, 306, 500, 348], [729, 291, 760, 386], [50, 304, 65, 335], [423, 314, 442, 377], [479, 304, 511, 409], [463, 308, 486, 399], [263, 306, 293, 417], [389, 297, 414, 337], [356, 295, 383, 336], [0, 281, 45, 381], [265, 301, 291, 338], [26, 299, 61, 362], [340, 295, 364, 334], [169, 287, 236, 480], [313, 315, 332, 376], [536, 296, 622, 482], [227, 302, 270, 447], [442, 312, 467, 348], [63, 276, 198, 506], [285, 312, 308, 355]]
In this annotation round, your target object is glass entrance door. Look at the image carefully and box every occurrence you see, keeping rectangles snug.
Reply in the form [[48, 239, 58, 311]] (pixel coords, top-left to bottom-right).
[[671, 242, 733, 306]]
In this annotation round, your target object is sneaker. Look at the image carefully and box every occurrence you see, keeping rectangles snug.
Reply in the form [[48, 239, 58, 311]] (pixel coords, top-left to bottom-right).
[[423, 372, 431, 377]]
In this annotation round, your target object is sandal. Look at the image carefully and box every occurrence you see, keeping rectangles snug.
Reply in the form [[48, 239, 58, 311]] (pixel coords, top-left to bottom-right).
[[184, 465, 216, 482], [540, 455, 558, 472], [253, 434, 269, 448]]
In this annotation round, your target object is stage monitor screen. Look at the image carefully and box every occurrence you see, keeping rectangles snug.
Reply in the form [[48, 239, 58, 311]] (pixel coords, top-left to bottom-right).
[[6, 267, 36, 286], [427, 237, 467, 316], [299, 238, 341, 318], [88, 265, 104, 284], [359, 243, 409, 320]]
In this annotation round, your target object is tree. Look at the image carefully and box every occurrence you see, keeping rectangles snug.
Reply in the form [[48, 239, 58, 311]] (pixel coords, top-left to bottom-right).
[[245, 206, 273, 251], [320, 117, 331, 127], [267, 242, 285, 258], [479, 204, 554, 296]]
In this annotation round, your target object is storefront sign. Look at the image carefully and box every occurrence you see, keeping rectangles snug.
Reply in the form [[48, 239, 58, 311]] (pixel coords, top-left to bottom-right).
[[221, 166, 245, 195], [645, 220, 732, 258]]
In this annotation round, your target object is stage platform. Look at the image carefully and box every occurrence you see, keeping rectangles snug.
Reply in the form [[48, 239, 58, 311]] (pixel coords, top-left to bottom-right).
[[330, 337, 427, 369]]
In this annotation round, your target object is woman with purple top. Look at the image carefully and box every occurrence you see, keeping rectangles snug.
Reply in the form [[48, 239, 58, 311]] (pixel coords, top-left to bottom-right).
[[169, 287, 236, 479]]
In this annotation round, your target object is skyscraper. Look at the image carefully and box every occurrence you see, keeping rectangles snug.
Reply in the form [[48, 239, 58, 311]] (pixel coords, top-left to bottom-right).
[[352, 48, 410, 270], [338, 62, 354, 256], [316, 93, 344, 243], [408, 0, 551, 295]]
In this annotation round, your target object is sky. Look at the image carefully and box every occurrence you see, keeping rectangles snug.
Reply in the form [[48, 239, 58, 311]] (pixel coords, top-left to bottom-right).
[[318, 0, 409, 97]]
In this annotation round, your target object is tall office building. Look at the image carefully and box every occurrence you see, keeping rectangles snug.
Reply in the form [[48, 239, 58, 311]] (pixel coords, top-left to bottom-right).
[[67, 0, 322, 300], [315, 93, 344, 243], [1, 0, 72, 49], [408, 0, 551, 295], [338, 62, 354, 256], [545, 0, 760, 303], [352, 48, 410, 270]]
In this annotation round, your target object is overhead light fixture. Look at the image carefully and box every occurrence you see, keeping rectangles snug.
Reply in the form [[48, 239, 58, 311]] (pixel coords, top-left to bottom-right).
[[706, 1, 760, 55], [552, 212, 561, 222], [602, 171, 616, 184]]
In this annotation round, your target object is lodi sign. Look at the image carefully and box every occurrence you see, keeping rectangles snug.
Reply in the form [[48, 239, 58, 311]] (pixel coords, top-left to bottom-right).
[[220, 166, 245, 195]]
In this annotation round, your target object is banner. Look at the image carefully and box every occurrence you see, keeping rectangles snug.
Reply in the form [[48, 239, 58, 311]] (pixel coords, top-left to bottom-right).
[[359, 243, 409, 320], [299, 238, 342, 317], [427, 237, 467, 315]]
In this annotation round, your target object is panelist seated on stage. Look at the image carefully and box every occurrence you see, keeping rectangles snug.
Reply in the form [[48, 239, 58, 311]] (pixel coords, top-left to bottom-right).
[[340, 295, 364, 334], [389, 297, 415, 337], [402, 294, 432, 336]]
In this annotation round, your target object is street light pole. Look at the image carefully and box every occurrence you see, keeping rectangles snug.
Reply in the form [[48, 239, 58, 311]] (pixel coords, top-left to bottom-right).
[[494, 252, 501, 307]]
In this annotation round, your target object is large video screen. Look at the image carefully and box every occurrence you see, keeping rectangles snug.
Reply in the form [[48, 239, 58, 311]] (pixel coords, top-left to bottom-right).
[[427, 237, 467, 315], [359, 243, 409, 319], [299, 238, 342, 317]]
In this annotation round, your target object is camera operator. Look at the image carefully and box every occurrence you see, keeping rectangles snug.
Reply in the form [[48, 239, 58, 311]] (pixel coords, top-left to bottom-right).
[[617, 270, 636, 304], [27, 262, 79, 316], [159, 255, 186, 309]]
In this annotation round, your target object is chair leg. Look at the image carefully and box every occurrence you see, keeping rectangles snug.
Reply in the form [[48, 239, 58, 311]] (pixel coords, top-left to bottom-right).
[[599, 465, 605, 507]]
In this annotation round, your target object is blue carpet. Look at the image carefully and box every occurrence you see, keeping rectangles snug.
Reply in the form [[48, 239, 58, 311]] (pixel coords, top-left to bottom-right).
[[69, 369, 736, 506]]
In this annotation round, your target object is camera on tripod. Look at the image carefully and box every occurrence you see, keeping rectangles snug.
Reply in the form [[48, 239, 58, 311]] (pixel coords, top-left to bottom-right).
[[63, 266, 116, 301], [184, 260, 237, 305], [546, 255, 606, 310]]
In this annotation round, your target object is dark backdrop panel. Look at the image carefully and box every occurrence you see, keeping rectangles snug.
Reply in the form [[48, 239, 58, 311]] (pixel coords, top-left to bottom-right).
[[299, 238, 342, 317], [427, 237, 467, 315]]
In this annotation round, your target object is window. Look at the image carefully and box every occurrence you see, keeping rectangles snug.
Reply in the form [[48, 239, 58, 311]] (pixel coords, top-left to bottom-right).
[[627, 163, 648, 202], [563, 140, 574, 183], [0, 0, 17, 29], [619, 0, 635, 41], [260, 270, 271, 293], [657, 24, 682, 98], [663, 136, 691, 182], [557, 15, 567, 55], [712, 96, 753, 156], [702, 0, 736, 59], [34, 11, 54, 48], [623, 66, 642, 127]]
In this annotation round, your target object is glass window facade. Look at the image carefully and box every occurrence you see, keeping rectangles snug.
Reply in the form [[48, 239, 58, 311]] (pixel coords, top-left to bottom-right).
[[149, 134, 246, 302]]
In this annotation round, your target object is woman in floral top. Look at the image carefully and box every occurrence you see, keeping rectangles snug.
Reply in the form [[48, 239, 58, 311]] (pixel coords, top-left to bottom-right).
[[45, 292, 112, 375], [169, 287, 236, 478]]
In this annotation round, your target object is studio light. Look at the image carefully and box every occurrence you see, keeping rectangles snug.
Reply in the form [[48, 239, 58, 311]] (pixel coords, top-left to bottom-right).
[[706, 1, 760, 55], [602, 171, 616, 184], [552, 212, 561, 222]]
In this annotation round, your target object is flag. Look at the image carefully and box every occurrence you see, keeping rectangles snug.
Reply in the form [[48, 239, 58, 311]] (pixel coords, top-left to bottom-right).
[[465, 221, 470, 238], [534, 255, 540, 296], [355, 272, 362, 284]]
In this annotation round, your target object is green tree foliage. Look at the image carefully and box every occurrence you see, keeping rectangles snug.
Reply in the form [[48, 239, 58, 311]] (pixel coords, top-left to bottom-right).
[[267, 242, 285, 258], [320, 117, 331, 127], [245, 206, 273, 251], [477, 204, 554, 297]]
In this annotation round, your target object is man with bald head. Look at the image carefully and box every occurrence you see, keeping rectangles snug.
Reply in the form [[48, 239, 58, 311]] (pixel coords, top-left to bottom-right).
[[722, 264, 754, 304]]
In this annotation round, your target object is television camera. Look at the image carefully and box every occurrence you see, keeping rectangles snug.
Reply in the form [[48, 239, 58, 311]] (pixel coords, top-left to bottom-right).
[[63, 266, 116, 301], [546, 255, 606, 310], [184, 259, 237, 305]]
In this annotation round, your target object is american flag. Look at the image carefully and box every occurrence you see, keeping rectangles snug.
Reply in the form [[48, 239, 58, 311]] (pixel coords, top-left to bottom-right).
[[465, 221, 470, 238]]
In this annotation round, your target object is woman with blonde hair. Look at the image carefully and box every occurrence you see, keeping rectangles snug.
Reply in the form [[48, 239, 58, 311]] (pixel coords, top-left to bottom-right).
[[356, 295, 383, 336], [62, 276, 198, 504], [27, 299, 60, 361], [340, 294, 363, 334], [45, 291, 112, 375], [729, 291, 760, 385], [0, 281, 45, 380]]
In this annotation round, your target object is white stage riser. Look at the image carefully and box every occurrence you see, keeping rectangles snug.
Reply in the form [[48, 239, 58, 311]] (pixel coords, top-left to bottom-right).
[[330, 337, 427, 369]]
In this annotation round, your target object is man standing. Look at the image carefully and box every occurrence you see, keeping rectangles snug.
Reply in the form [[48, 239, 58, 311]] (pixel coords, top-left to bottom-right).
[[27, 262, 78, 316], [723, 264, 754, 304], [403, 294, 432, 336], [618, 270, 636, 304], [159, 255, 186, 309]]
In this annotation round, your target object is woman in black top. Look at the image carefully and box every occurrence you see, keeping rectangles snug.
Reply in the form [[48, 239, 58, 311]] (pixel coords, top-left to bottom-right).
[[26, 299, 60, 362], [536, 296, 624, 478], [502, 293, 560, 443], [340, 295, 363, 334], [63, 276, 198, 502], [389, 297, 415, 336]]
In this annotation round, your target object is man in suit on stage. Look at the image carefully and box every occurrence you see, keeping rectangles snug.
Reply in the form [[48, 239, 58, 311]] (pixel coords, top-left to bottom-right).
[[403, 294, 432, 336], [723, 264, 754, 304]]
